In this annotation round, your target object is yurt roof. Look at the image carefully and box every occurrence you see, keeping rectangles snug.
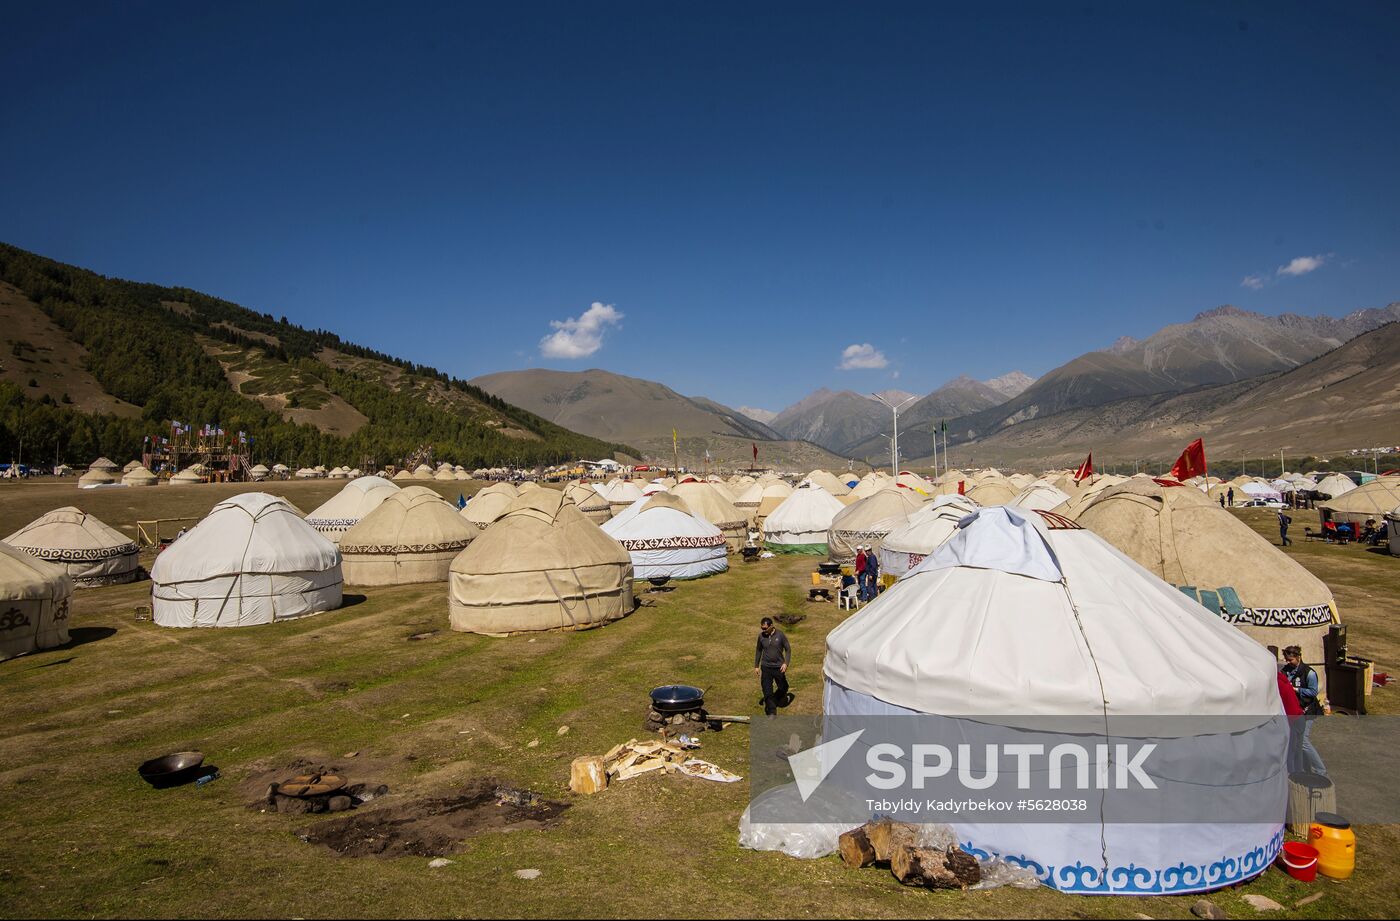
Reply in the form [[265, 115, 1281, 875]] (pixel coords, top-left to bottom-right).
[[880, 494, 980, 554], [89, 457, 118, 470], [830, 487, 922, 532], [461, 489, 516, 526], [122, 460, 143, 473], [1009, 482, 1072, 511], [122, 465, 158, 482], [6, 507, 137, 556], [824, 506, 1279, 719], [763, 484, 846, 534], [249, 463, 270, 474], [964, 480, 1017, 506], [668, 481, 746, 528], [804, 469, 850, 495], [392, 469, 414, 480], [451, 488, 629, 576], [305, 476, 401, 527], [78, 469, 116, 484], [1319, 476, 1400, 516], [601, 492, 723, 543], [0, 540, 72, 601], [340, 486, 479, 553], [1076, 479, 1334, 618], [1313, 473, 1356, 498], [150, 493, 337, 583], [564, 482, 611, 512]]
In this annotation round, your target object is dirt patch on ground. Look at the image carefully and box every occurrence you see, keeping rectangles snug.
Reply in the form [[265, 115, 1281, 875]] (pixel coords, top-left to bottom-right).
[[297, 779, 568, 858]]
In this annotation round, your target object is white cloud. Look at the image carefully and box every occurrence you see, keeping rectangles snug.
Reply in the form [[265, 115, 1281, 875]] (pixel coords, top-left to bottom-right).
[[838, 343, 889, 370], [540, 302, 623, 359], [1240, 274, 1265, 290], [1277, 254, 1327, 277]]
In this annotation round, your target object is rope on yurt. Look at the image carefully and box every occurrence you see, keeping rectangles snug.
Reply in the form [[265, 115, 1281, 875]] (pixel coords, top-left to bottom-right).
[[1060, 577, 1113, 884]]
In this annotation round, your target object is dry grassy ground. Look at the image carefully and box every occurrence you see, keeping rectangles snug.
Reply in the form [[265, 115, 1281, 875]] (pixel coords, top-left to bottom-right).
[[0, 481, 1396, 918]]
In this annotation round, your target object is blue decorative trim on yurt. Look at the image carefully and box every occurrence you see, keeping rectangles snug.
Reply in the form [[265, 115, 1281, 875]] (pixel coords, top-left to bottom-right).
[[960, 828, 1283, 895]]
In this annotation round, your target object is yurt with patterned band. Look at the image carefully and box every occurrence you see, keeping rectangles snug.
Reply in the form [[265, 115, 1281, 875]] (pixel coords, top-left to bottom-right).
[[5, 507, 142, 586], [305, 476, 402, 544], [601, 493, 728, 580], [339, 486, 479, 585], [0, 541, 73, 661]]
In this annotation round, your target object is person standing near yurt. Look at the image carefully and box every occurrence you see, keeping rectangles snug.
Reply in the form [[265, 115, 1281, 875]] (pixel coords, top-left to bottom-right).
[[1277, 508, 1292, 546], [854, 546, 867, 595], [863, 544, 880, 600], [753, 616, 791, 719]]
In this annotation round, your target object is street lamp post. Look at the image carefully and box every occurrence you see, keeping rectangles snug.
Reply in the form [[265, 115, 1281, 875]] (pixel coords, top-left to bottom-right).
[[871, 393, 918, 476]]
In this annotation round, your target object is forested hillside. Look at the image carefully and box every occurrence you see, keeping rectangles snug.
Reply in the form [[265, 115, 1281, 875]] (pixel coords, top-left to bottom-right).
[[0, 244, 631, 467]]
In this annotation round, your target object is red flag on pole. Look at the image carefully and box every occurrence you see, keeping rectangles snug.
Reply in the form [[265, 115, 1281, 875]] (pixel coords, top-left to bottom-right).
[[1073, 452, 1094, 482], [752, 442, 758, 462], [1169, 438, 1207, 481], [957, 479, 965, 495]]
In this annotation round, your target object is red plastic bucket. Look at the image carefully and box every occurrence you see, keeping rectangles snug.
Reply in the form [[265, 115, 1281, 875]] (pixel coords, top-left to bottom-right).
[[1281, 841, 1319, 882]]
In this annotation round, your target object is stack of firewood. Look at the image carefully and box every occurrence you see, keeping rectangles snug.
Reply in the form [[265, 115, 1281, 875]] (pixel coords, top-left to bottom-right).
[[838, 819, 981, 890]]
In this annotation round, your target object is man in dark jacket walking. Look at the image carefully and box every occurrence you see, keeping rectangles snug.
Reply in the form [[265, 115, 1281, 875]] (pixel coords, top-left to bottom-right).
[[754, 617, 792, 718]]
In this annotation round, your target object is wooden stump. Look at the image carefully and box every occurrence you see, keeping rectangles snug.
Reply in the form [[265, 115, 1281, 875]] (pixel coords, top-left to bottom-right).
[[569, 755, 608, 795], [838, 826, 877, 868], [890, 844, 982, 890], [865, 818, 919, 862]]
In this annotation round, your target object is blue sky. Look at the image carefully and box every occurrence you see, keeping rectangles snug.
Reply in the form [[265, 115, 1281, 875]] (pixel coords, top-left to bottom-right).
[[2, 1, 1397, 413]]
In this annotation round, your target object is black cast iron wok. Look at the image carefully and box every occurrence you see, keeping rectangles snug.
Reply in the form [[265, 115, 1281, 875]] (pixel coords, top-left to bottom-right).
[[138, 750, 206, 788], [650, 685, 705, 713]]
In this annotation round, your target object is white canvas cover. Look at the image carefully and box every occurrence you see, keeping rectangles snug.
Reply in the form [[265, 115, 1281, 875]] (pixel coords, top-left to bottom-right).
[[150, 493, 342, 628], [762, 485, 846, 553], [5, 507, 141, 586], [823, 507, 1285, 895], [804, 470, 851, 496], [1312, 473, 1356, 499], [1239, 482, 1282, 502], [449, 489, 633, 635], [339, 486, 479, 585], [965, 479, 1017, 506], [601, 493, 727, 580], [606, 480, 645, 513], [564, 482, 613, 524], [462, 486, 517, 526], [669, 481, 747, 551], [877, 494, 979, 576], [305, 476, 402, 543], [826, 487, 922, 562], [89, 456, 118, 471], [1318, 476, 1400, 526], [0, 541, 73, 661]]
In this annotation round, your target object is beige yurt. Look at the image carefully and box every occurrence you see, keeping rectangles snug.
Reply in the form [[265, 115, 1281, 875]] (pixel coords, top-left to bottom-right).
[[1319, 477, 1400, 529], [964, 478, 1017, 507], [434, 467, 456, 481], [1076, 479, 1339, 698], [294, 467, 319, 479], [89, 456, 119, 472], [448, 489, 633, 635], [1312, 473, 1356, 500], [0, 541, 73, 661], [564, 482, 613, 525], [122, 465, 159, 487], [392, 469, 414, 481], [1052, 475, 1123, 518], [804, 469, 850, 496], [849, 473, 893, 500], [517, 480, 542, 493], [826, 487, 922, 562], [669, 479, 748, 551], [5, 507, 141, 586], [168, 467, 202, 486], [895, 471, 933, 495], [605, 479, 645, 515], [707, 479, 740, 504], [248, 463, 271, 481], [1008, 482, 1072, 512], [463, 483, 519, 527], [735, 478, 794, 528], [339, 486, 479, 586], [304, 475, 402, 544], [122, 459, 143, 473], [271, 463, 290, 477], [412, 463, 434, 480], [150, 494, 342, 628], [77, 468, 115, 487]]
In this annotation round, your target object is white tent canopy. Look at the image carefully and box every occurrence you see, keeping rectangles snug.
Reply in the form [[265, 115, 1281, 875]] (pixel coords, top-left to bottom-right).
[[151, 493, 342, 628], [602, 493, 728, 580], [762, 485, 846, 554]]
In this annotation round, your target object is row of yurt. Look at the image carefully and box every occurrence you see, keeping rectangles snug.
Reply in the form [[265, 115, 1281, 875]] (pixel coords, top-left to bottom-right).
[[735, 478, 793, 528], [602, 493, 728, 580], [1072, 479, 1338, 696], [339, 487, 479, 585], [819, 506, 1286, 894], [826, 487, 922, 562], [0, 542, 72, 661], [305, 475, 401, 543], [670, 479, 748, 551], [5, 508, 141, 586], [1319, 476, 1400, 528]]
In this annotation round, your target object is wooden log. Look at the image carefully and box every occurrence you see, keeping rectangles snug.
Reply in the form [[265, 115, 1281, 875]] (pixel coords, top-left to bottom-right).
[[838, 826, 877, 869], [889, 844, 982, 889], [706, 715, 751, 724], [569, 756, 608, 795], [865, 818, 919, 863]]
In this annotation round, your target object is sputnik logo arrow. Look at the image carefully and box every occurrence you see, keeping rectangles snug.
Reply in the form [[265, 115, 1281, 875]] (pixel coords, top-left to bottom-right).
[[789, 729, 864, 802]]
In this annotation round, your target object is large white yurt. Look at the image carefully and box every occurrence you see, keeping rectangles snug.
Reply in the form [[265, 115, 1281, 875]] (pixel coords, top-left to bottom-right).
[[150, 493, 342, 627], [122, 465, 159, 487], [564, 482, 613, 524], [304, 475, 402, 544], [0, 541, 73, 661], [448, 489, 633, 635], [762, 484, 846, 554], [462, 482, 519, 527], [1076, 479, 1338, 697], [601, 493, 728, 580], [669, 480, 748, 551], [1318, 476, 1400, 528], [5, 508, 141, 586], [825, 487, 922, 562], [823, 507, 1286, 895], [1009, 481, 1072, 511], [339, 486, 479, 585], [876, 493, 979, 576]]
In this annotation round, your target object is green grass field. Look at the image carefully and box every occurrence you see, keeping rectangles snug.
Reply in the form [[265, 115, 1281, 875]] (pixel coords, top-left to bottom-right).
[[1, 481, 1396, 918]]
